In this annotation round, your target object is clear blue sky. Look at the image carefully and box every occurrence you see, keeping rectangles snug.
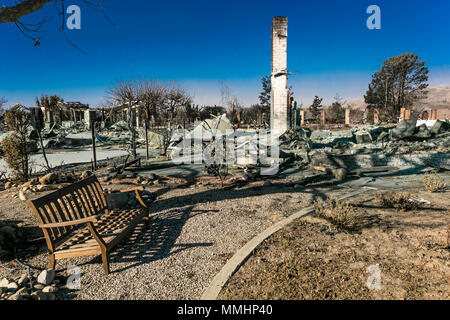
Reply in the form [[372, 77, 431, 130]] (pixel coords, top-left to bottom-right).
[[1, 0, 449, 108]]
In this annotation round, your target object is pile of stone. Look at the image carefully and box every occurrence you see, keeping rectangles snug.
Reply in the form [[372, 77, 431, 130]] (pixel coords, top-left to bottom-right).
[[3, 170, 89, 201], [277, 120, 450, 173], [135, 173, 160, 186], [391, 119, 450, 141], [0, 269, 62, 300]]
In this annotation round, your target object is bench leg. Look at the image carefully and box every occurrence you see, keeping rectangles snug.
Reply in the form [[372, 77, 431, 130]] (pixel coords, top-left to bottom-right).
[[101, 250, 110, 275], [48, 254, 56, 269]]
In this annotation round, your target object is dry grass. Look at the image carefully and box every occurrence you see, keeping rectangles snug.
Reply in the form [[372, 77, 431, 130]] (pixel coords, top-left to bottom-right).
[[220, 190, 450, 300], [422, 172, 448, 193], [313, 198, 359, 230], [376, 191, 419, 212]]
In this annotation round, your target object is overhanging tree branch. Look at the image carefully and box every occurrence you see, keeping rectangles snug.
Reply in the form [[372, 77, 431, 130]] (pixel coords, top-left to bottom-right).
[[0, 0, 53, 24]]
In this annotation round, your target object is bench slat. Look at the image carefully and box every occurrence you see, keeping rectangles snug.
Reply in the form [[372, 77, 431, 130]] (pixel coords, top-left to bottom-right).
[[27, 175, 149, 275]]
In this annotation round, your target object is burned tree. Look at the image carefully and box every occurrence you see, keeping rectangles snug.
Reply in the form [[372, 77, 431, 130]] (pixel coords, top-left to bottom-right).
[[165, 81, 192, 122], [35, 94, 61, 126], [135, 79, 167, 126], [107, 80, 139, 159]]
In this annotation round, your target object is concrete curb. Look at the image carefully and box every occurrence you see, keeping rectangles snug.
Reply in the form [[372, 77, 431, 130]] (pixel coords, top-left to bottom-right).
[[200, 189, 365, 300]]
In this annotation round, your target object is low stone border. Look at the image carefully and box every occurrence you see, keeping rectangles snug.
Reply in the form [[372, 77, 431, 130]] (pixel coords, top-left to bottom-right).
[[200, 189, 365, 300]]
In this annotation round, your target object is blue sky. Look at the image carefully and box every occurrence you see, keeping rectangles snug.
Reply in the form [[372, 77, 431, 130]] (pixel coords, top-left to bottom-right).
[[1, 0, 449, 108]]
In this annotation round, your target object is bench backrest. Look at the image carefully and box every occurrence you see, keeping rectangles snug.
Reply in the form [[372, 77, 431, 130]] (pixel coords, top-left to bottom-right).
[[28, 175, 108, 245]]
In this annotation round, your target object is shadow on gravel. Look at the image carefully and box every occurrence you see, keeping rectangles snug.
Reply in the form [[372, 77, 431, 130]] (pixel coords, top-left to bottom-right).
[[148, 181, 331, 216], [101, 205, 214, 273]]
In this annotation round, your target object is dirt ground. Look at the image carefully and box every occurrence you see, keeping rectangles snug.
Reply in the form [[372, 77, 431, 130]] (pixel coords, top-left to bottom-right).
[[0, 170, 448, 300], [219, 187, 450, 300], [0, 173, 353, 300]]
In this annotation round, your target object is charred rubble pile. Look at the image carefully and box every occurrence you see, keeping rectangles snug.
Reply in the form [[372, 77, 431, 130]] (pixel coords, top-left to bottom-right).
[[279, 119, 450, 171]]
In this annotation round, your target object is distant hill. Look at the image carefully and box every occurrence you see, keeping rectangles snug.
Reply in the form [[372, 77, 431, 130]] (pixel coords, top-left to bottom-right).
[[346, 85, 450, 119]]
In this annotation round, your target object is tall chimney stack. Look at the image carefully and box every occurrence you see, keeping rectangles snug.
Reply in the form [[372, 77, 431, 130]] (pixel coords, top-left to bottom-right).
[[270, 17, 288, 134]]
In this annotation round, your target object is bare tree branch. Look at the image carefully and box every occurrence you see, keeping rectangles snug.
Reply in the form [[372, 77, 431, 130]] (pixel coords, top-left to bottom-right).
[[2, 0, 112, 51], [0, 0, 53, 24]]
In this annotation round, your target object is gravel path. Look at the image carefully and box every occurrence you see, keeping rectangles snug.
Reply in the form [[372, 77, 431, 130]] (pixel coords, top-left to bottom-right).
[[0, 179, 349, 300]]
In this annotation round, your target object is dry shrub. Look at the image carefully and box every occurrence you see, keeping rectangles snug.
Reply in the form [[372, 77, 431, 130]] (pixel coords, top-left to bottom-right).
[[422, 172, 447, 193], [1, 133, 30, 182], [2, 105, 32, 182], [313, 198, 358, 230], [376, 191, 419, 212]]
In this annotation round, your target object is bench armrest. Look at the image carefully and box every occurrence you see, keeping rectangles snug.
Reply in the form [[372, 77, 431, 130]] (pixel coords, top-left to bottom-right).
[[116, 187, 148, 209], [39, 215, 100, 229], [134, 190, 148, 209]]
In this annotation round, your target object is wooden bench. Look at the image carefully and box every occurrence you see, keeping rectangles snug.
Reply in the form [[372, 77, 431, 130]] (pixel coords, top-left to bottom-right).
[[27, 175, 150, 275]]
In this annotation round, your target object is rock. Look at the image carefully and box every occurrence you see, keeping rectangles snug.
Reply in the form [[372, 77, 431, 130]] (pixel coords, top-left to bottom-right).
[[7, 282, 18, 292], [39, 173, 58, 185], [31, 290, 56, 300], [8, 287, 30, 300], [4, 181, 12, 189], [80, 170, 92, 180], [332, 168, 347, 182], [147, 173, 158, 181], [18, 275, 29, 286], [10, 293, 32, 300], [294, 184, 305, 189], [36, 184, 50, 191], [391, 119, 417, 140], [18, 191, 27, 201], [0, 278, 10, 288], [263, 180, 272, 187], [42, 286, 58, 293], [37, 269, 55, 285], [430, 120, 450, 135], [33, 283, 44, 290]]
